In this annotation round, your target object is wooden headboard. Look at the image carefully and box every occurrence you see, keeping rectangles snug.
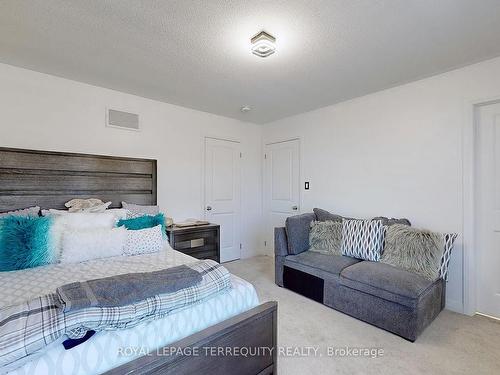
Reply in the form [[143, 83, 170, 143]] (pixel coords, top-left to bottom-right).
[[0, 147, 157, 212]]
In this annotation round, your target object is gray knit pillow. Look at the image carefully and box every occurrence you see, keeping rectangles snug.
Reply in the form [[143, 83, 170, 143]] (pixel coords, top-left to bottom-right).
[[121, 202, 159, 218], [309, 220, 343, 255], [381, 224, 444, 280]]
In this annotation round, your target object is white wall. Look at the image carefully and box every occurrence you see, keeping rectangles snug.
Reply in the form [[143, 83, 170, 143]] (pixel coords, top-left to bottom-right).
[[263, 56, 500, 313], [4, 55, 500, 313], [0, 63, 263, 258]]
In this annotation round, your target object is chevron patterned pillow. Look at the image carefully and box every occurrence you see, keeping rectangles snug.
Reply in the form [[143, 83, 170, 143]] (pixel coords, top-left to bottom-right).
[[438, 233, 458, 281], [341, 219, 384, 261]]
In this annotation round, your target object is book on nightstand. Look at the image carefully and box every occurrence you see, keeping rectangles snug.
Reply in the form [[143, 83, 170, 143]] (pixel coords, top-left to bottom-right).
[[174, 219, 210, 228]]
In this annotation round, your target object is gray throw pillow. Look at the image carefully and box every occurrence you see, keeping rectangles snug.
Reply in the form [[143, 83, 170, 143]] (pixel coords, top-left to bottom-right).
[[122, 202, 160, 218], [381, 224, 444, 280], [0, 206, 40, 218], [309, 221, 342, 255]]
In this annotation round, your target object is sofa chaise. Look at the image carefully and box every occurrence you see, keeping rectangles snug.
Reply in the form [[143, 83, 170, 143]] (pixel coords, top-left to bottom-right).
[[274, 210, 446, 341]]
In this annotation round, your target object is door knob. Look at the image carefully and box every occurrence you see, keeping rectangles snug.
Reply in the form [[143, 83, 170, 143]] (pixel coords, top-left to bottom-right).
[[206, 206, 212, 211], [292, 206, 298, 211]]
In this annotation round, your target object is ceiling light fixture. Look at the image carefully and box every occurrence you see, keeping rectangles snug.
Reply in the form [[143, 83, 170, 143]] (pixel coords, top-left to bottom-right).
[[251, 31, 276, 58], [240, 105, 252, 113]]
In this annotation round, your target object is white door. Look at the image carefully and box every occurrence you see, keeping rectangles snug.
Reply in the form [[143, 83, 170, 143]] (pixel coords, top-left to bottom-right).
[[264, 139, 300, 254], [476, 102, 500, 319], [204, 137, 241, 263]]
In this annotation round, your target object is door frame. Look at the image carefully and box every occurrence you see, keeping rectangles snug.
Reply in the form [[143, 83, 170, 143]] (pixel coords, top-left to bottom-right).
[[262, 137, 302, 255], [463, 96, 500, 316], [201, 135, 242, 259]]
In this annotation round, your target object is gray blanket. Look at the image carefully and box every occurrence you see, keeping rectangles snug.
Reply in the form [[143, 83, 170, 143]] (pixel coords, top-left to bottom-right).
[[57, 265, 202, 311]]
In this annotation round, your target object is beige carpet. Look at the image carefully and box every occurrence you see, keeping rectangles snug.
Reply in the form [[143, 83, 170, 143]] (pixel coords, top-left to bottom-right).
[[225, 256, 500, 375]]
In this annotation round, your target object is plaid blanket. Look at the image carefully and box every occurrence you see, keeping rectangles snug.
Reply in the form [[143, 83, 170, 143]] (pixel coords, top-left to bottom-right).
[[0, 260, 230, 367]]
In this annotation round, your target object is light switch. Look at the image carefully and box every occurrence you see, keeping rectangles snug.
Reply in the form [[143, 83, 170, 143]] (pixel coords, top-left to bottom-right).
[[305, 181, 310, 190]]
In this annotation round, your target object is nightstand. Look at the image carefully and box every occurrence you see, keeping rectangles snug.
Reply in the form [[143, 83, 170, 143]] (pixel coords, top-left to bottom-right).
[[166, 224, 220, 262]]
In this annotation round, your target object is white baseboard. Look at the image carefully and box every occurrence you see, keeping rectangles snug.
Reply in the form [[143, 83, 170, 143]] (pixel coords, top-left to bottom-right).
[[445, 298, 464, 314]]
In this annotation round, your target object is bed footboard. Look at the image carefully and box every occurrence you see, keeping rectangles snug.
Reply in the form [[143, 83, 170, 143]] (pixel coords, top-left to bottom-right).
[[105, 301, 278, 375]]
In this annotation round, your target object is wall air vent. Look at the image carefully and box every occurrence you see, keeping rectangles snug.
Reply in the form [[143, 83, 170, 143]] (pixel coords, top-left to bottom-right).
[[106, 108, 140, 131]]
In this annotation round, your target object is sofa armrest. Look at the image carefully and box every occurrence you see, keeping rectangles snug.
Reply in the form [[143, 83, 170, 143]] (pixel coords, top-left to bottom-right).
[[274, 227, 288, 257], [274, 227, 288, 287]]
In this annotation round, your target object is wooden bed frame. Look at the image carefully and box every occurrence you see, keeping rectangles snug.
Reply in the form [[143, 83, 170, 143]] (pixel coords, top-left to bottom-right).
[[0, 147, 278, 375]]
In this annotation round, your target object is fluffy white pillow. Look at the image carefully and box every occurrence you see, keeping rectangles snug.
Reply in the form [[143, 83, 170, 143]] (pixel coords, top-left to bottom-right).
[[43, 207, 128, 221], [49, 212, 122, 259], [106, 208, 129, 221], [41, 208, 66, 216], [55, 212, 118, 229], [60, 227, 127, 264], [123, 225, 164, 256]]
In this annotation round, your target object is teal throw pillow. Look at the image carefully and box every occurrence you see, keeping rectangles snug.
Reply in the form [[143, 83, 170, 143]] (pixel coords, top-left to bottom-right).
[[0, 216, 57, 271], [117, 213, 165, 232]]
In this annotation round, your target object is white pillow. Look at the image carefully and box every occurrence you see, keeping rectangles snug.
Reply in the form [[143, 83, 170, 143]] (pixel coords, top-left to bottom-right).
[[123, 225, 164, 256], [60, 227, 127, 264], [0, 206, 40, 218], [55, 212, 118, 230], [43, 207, 127, 221], [43, 208, 111, 218], [106, 208, 129, 221], [48, 212, 121, 259], [41, 208, 67, 216]]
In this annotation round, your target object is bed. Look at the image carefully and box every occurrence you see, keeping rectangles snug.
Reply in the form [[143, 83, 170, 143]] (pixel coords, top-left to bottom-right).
[[0, 147, 277, 375]]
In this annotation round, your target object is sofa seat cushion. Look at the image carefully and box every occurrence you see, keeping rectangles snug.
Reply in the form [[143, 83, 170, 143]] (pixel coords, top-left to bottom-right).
[[340, 261, 437, 308], [285, 251, 361, 279]]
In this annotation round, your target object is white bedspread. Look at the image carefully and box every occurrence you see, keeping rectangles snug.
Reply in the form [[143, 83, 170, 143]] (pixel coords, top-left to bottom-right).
[[0, 247, 259, 374]]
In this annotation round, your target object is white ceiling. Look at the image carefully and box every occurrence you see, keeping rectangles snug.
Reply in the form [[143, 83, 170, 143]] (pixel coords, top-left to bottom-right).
[[1, 0, 500, 124]]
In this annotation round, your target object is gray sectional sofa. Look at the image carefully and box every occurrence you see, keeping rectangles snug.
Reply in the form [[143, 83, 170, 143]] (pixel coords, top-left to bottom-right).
[[274, 209, 445, 341]]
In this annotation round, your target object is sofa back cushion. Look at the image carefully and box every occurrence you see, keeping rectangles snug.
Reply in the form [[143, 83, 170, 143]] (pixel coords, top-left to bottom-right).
[[341, 219, 384, 261], [373, 216, 411, 226], [314, 208, 411, 227], [285, 213, 316, 255], [313, 208, 343, 222]]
